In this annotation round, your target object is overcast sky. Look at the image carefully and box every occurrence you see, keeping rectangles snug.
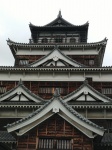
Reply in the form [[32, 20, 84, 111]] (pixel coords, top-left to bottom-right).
[[0, 0, 112, 66]]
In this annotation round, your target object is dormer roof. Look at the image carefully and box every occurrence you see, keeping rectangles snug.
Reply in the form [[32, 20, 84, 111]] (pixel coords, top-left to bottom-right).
[[0, 79, 45, 103], [27, 46, 86, 67], [63, 80, 112, 103]]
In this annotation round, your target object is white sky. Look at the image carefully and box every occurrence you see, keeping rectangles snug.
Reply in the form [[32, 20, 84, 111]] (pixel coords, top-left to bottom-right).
[[0, 0, 112, 66]]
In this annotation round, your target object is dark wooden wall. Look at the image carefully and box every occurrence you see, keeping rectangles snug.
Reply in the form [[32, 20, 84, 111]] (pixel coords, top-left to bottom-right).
[[1, 81, 112, 99], [17, 114, 93, 150]]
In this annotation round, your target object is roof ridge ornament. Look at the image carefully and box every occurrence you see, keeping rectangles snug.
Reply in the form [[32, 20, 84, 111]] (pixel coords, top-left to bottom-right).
[[57, 10, 62, 18], [53, 88, 60, 98], [18, 78, 23, 85], [84, 79, 88, 85], [54, 44, 59, 49]]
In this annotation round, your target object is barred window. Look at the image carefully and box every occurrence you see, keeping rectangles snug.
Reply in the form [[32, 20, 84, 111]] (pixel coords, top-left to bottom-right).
[[0, 86, 6, 94], [38, 138, 71, 149], [102, 88, 112, 94], [39, 87, 67, 94], [19, 60, 29, 66]]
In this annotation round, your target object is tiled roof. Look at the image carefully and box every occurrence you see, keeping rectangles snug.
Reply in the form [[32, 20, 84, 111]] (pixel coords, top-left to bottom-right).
[[95, 133, 112, 146], [29, 11, 89, 28], [63, 80, 112, 102], [5, 99, 51, 128], [0, 102, 43, 108], [59, 98, 104, 130], [101, 133, 112, 144], [7, 38, 107, 47], [0, 131, 16, 143], [0, 79, 45, 103], [27, 46, 86, 67], [70, 102, 112, 109], [5, 93, 104, 132], [0, 66, 112, 71]]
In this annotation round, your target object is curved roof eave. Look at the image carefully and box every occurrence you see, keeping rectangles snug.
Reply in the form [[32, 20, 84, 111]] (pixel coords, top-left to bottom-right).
[[29, 11, 89, 28], [0, 79, 45, 103], [7, 38, 107, 48], [5, 94, 104, 137], [27, 46, 86, 67], [63, 80, 112, 103]]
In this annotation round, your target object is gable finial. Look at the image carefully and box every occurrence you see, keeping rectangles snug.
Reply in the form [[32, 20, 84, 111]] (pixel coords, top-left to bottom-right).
[[84, 79, 88, 85], [18, 78, 23, 85], [57, 10, 62, 18], [54, 44, 59, 49], [53, 88, 60, 97]]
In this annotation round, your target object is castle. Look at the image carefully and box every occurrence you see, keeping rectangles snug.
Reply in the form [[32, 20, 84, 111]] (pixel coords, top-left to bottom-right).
[[0, 11, 112, 150]]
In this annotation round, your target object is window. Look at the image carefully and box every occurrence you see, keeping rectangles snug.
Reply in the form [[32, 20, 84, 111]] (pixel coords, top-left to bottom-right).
[[38, 138, 72, 149], [70, 38, 76, 43], [41, 38, 48, 43], [89, 60, 94, 66], [102, 88, 112, 94], [39, 87, 67, 94], [55, 37, 63, 43], [84, 59, 94, 66], [0, 86, 6, 94], [19, 60, 29, 66]]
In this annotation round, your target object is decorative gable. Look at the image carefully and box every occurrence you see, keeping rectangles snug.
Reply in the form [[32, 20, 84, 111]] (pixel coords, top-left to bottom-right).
[[0, 80, 44, 103], [28, 47, 85, 67], [63, 80, 112, 103], [44, 11, 75, 27]]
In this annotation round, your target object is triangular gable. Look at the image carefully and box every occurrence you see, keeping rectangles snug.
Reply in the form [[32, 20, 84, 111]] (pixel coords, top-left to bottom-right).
[[6, 89, 104, 138], [63, 80, 112, 103], [28, 47, 85, 67], [0, 80, 44, 103], [44, 11, 75, 27]]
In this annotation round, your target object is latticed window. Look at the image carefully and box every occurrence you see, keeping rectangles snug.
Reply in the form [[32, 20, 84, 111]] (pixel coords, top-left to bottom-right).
[[102, 88, 112, 94], [0, 86, 6, 94], [38, 138, 72, 149], [19, 60, 29, 66]]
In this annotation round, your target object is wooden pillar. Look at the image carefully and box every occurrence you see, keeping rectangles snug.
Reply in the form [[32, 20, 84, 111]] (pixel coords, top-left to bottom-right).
[[36, 127, 39, 149]]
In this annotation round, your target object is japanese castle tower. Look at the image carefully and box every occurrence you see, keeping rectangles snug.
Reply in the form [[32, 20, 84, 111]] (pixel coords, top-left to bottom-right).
[[0, 11, 112, 150]]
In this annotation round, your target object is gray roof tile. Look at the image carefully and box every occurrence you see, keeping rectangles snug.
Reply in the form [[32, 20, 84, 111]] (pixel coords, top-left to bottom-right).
[[0, 131, 16, 142]]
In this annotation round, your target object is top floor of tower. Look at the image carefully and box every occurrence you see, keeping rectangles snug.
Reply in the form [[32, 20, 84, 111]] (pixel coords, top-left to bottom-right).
[[29, 11, 89, 44]]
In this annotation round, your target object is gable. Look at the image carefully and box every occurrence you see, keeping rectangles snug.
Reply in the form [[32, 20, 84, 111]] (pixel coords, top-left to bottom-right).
[[17, 114, 93, 150], [0, 81, 44, 103], [6, 96, 104, 138], [63, 82, 112, 103], [44, 11, 74, 27], [28, 48, 84, 67]]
